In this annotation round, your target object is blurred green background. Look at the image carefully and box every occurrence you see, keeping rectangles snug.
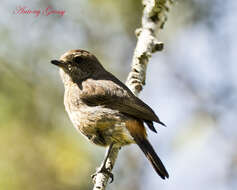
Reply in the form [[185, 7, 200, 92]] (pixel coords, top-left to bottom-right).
[[0, 0, 237, 190]]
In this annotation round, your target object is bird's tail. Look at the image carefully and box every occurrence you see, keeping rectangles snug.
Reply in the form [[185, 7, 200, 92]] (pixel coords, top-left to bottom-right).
[[126, 120, 169, 179], [134, 136, 169, 179]]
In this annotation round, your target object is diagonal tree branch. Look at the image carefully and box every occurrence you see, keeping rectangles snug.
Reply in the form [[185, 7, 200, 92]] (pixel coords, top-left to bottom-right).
[[92, 0, 173, 189], [126, 0, 174, 95]]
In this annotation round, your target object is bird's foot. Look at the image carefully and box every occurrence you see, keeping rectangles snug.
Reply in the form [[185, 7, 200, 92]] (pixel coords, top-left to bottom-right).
[[91, 165, 114, 183]]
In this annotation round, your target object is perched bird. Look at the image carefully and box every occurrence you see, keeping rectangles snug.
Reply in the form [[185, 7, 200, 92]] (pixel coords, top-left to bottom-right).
[[51, 49, 169, 181]]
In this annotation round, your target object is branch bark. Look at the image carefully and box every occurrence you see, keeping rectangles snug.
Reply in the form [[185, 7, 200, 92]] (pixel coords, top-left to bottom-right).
[[92, 0, 173, 189], [126, 0, 174, 95], [92, 146, 120, 190]]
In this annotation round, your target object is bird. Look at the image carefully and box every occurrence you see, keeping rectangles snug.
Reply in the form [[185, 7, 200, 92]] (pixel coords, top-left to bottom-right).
[[51, 49, 169, 182]]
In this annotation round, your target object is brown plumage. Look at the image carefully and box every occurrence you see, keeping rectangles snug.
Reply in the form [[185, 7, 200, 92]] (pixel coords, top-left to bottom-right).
[[51, 49, 169, 180]]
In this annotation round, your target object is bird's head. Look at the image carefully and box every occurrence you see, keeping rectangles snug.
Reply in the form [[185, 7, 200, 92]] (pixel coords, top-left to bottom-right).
[[51, 49, 104, 84]]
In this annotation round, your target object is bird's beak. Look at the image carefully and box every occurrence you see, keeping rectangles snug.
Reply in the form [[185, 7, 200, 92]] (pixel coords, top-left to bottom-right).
[[51, 60, 65, 68]]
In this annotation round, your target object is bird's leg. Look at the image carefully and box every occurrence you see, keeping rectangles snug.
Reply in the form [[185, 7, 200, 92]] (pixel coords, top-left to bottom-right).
[[91, 143, 114, 183]]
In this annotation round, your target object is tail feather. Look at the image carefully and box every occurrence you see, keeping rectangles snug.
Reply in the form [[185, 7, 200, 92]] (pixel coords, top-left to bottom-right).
[[134, 137, 169, 179], [125, 120, 169, 179], [144, 120, 157, 133]]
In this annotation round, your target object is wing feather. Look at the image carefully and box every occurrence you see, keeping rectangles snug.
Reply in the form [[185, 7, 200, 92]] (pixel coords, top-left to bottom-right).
[[79, 72, 165, 126]]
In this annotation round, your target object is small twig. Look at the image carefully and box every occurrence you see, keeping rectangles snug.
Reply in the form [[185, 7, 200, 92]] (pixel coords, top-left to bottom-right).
[[92, 0, 173, 189]]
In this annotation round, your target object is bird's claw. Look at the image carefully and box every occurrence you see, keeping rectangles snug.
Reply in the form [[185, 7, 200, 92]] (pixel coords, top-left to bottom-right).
[[91, 167, 114, 183]]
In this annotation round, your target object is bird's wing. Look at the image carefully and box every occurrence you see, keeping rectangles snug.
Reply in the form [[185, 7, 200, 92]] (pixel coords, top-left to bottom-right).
[[79, 72, 165, 127]]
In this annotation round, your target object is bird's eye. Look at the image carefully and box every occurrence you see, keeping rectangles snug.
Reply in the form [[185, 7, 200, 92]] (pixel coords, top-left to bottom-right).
[[74, 56, 83, 63], [68, 64, 72, 71]]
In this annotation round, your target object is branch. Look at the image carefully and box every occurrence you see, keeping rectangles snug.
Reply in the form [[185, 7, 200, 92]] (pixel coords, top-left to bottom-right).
[[92, 0, 173, 189], [92, 146, 120, 190], [126, 0, 174, 95]]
